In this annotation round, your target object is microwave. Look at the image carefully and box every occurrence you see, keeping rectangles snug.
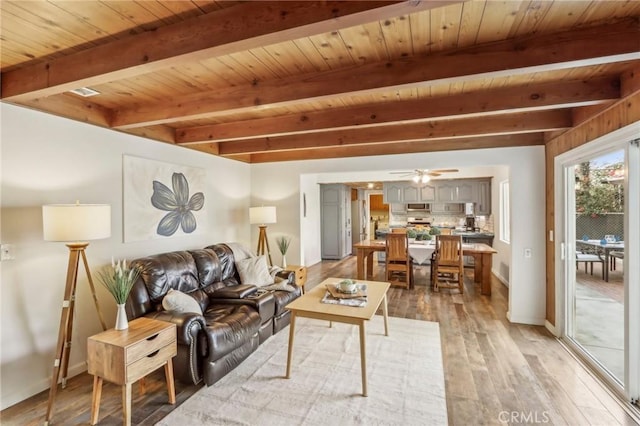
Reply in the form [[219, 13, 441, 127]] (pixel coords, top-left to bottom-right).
[[406, 203, 430, 212]]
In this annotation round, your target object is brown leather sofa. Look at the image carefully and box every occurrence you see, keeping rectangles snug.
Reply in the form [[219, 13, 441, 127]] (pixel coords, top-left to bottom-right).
[[124, 243, 301, 386]]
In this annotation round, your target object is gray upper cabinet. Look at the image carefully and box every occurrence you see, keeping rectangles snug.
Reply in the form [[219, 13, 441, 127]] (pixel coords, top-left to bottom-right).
[[436, 182, 456, 202], [384, 182, 436, 203], [455, 181, 474, 202], [431, 203, 464, 213], [383, 178, 491, 212], [436, 180, 474, 202], [390, 203, 407, 214], [419, 184, 436, 201], [402, 185, 420, 202], [475, 179, 492, 215], [384, 183, 404, 203]]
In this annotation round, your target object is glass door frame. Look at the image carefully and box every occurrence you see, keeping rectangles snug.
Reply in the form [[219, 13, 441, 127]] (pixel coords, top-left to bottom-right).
[[553, 122, 640, 405]]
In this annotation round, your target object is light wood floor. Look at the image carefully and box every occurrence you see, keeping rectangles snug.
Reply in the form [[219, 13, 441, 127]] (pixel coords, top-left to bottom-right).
[[2, 256, 638, 425]]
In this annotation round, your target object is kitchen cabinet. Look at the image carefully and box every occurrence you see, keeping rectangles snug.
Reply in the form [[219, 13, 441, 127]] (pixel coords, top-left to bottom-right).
[[455, 181, 474, 202], [475, 179, 491, 215], [402, 185, 420, 203], [431, 203, 464, 214], [390, 203, 406, 214], [369, 194, 388, 211], [436, 180, 474, 202], [419, 184, 436, 201], [383, 179, 491, 212], [383, 182, 435, 203], [321, 184, 352, 260], [436, 183, 456, 202], [383, 183, 404, 203]]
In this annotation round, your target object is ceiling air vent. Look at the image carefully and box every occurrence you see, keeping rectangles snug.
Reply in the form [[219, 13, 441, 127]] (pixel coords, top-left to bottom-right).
[[68, 87, 100, 97]]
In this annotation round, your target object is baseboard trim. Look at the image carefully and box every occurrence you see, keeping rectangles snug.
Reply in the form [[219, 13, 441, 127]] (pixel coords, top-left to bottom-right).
[[491, 268, 509, 287], [0, 362, 86, 411], [507, 314, 546, 326], [544, 320, 559, 337]]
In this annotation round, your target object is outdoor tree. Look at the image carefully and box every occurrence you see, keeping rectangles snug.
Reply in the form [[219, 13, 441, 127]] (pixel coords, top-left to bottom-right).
[[575, 161, 624, 216]]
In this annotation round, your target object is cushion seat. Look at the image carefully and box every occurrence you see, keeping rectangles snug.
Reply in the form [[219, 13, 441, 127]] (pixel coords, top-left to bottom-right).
[[271, 288, 302, 316], [202, 304, 261, 361]]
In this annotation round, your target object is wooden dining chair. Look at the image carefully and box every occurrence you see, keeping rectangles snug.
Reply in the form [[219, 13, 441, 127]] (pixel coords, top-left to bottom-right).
[[431, 235, 464, 293], [385, 233, 413, 289], [391, 228, 407, 234]]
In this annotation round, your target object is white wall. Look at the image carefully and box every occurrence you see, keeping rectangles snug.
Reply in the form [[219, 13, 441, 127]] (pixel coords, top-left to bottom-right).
[[491, 167, 511, 286], [0, 104, 251, 409], [251, 147, 546, 326]]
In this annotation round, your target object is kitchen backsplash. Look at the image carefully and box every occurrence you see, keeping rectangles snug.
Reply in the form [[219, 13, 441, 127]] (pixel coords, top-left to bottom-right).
[[389, 210, 494, 232]]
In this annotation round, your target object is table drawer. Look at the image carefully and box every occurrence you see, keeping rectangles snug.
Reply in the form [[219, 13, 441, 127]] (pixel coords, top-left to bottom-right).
[[126, 326, 175, 364], [126, 341, 177, 383], [295, 268, 306, 285]]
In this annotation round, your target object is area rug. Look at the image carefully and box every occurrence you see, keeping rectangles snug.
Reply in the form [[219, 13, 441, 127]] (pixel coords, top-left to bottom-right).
[[157, 315, 447, 426]]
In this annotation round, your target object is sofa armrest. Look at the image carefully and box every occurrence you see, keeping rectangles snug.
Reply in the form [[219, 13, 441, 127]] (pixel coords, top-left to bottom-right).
[[209, 291, 276, 324], [144, 310, 205, 346], [276, 270, 295, 284], [143, 310, 205, 385], [211, 284, 258, 299]]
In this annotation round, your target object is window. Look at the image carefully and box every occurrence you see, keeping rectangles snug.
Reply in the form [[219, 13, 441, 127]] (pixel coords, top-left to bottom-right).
[[500, 180, 510, 243]]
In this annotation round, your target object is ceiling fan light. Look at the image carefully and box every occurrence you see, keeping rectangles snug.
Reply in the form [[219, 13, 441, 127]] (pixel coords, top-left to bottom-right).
[[412, 175, 420, 183], [421, 175, 430, 183]]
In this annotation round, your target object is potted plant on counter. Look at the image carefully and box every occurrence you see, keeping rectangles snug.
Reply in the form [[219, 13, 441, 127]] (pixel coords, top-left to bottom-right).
[[406, 228, 417, 243]]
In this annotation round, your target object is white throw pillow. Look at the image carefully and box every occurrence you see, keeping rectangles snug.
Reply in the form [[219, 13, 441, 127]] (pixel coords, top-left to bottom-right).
[[162, 289, 202, 315], [235, 255, 273, 287]]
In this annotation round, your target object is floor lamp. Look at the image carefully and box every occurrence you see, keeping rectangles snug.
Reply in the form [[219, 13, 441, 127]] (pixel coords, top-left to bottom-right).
[[250, 206, 276, 266], [42, 203, 111, 426]]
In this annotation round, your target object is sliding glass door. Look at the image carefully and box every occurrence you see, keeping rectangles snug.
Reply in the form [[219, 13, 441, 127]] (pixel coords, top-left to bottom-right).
[[557, 129, 639, 406]]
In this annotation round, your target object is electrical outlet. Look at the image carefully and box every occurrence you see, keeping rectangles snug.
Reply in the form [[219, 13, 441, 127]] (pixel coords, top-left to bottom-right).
[[524, 248, 532, 258], [1, 244, 15, 261]]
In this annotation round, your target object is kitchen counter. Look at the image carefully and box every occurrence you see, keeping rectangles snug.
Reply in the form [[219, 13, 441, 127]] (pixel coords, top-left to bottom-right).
[[453, 231, 494, 247], [376, 227, 494, 240], [453, 231, 494, 237]]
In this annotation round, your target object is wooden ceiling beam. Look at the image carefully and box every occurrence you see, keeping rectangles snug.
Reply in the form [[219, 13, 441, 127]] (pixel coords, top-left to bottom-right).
[[176, 77, 619, 143], [235, 133, 545, 163], [113, 18, 639, 129], [1, 1, 462, 101], [217, 110, 571, 155], [16, 94, 113, 127]]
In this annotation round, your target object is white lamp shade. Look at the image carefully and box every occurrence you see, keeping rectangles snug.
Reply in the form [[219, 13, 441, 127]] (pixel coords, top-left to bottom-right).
[[43, 204, 111, 242], [249, 206, 276, 225]]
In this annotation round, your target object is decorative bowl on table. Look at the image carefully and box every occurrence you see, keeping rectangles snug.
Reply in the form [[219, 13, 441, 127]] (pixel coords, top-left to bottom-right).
[[337, 279, 357, 293]]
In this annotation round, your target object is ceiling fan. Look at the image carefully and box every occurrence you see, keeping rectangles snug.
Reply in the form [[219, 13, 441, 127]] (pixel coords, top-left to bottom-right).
[[390, 169, 459, 184]]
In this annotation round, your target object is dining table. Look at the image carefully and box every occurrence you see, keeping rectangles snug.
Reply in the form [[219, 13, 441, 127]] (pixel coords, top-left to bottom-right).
[[353, 239, 497, 296], [576, 239, 624, 282]]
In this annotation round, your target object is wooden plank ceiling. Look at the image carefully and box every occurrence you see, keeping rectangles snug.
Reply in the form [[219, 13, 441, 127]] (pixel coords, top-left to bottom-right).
[[1, 0, 639, 163]]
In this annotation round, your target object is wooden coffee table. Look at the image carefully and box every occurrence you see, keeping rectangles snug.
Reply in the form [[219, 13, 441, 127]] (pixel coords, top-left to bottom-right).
[[284, 277, 390, 397]]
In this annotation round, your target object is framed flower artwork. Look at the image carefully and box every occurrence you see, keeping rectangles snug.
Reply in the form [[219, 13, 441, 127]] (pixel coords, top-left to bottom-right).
[[123, 155, 206, 242]]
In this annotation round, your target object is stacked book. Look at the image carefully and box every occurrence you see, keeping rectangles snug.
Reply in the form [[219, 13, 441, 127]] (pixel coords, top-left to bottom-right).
[[321, 283, 368, 307]]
